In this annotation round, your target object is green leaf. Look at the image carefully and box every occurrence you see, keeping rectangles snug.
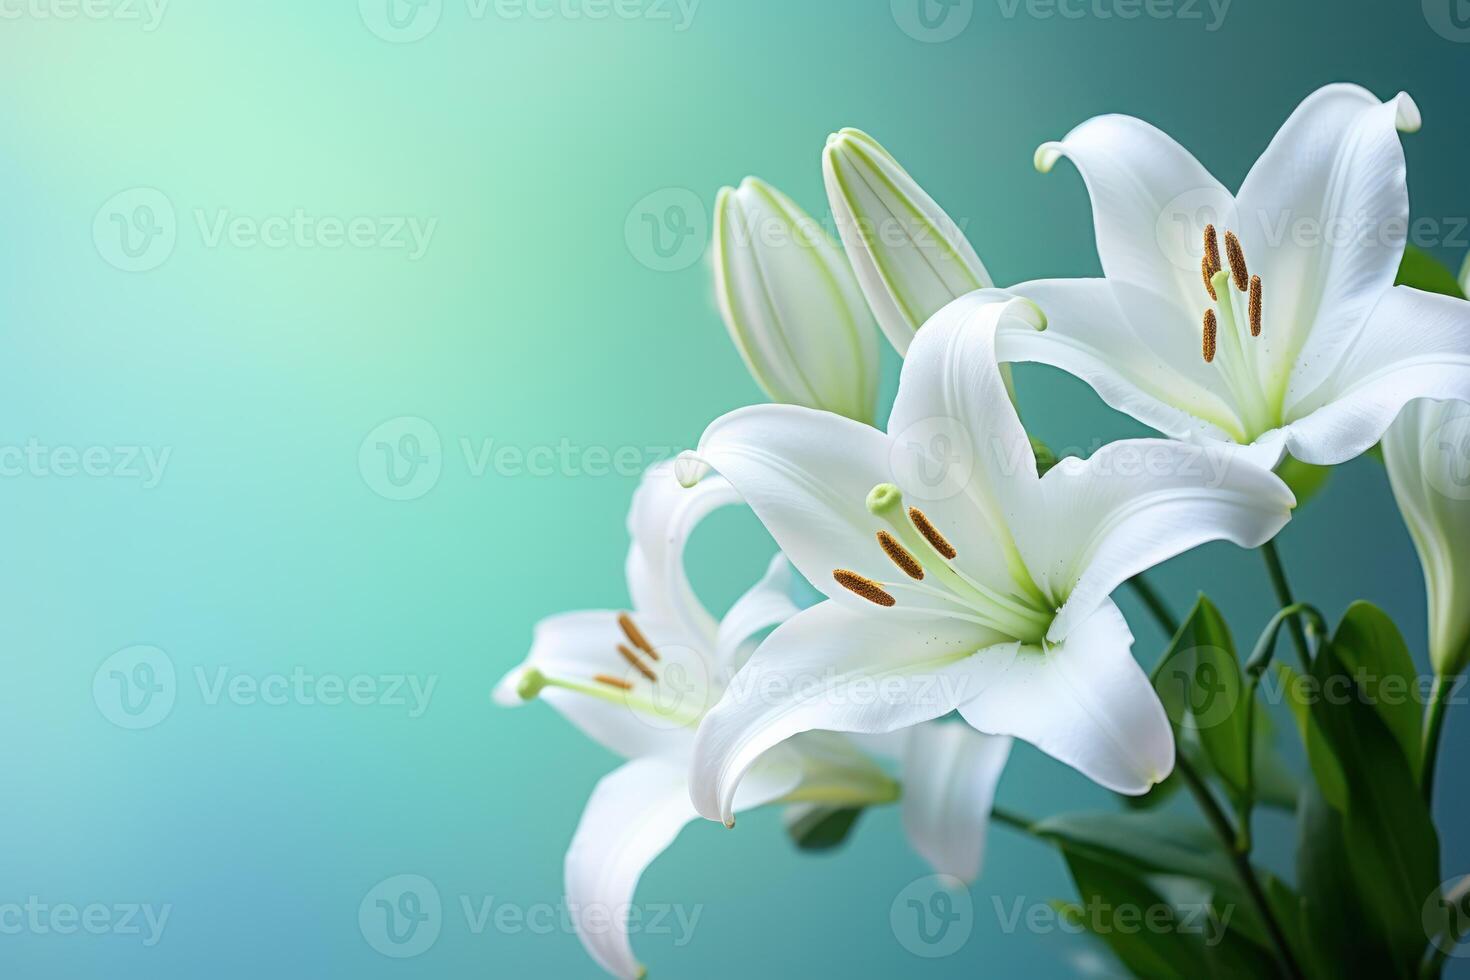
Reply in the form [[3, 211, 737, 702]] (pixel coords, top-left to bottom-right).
[[1277, 456, 1333, 508], [1329, 601, 1422, 773], [1034, 810, 1236, 888], [1152, 597, 1251, 801], [784, 804, 865, 851], [1305, 641, 1441, 974], [1250, 708, 1300, 811], [1061, 853, 1202, 979], [1274, 662, 1347, 810], [1397, 244, 1465, 298]]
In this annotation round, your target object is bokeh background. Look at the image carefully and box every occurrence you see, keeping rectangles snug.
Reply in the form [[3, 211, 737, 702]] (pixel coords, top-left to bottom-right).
[[1, 0, 1467, 975]]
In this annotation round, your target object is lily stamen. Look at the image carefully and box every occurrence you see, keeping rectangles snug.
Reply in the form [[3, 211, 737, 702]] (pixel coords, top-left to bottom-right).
[[833, 569, 897, 607], [1224, 231, 1249, 292], [1201, 255, 1217, 301], [1249, 275, 1263, 337], [908, 507, 957, 560], [1203, 224, 1221, 276], [617, 644, 658, 682], [877, 531, 925, 580], [618, 613, 659, 661], [1203, 309, 1218, 364], [594, 675, 634, 691]]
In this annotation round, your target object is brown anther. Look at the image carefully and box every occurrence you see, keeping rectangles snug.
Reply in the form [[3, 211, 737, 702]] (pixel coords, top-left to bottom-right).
[[908, 508, 957, 560], [877, 531, 925, 580], [1224, 231, 1249, 292], [1248, 275, 1262, 337], [1203, 224, 1221, 276], [595, 674, 633, 691], [617, 644, 658, 682], [1202, 309, 1218, 364], [618, 613, 658, 661], [1201, 255, 1217, 301], [832, 569, 897, 607]]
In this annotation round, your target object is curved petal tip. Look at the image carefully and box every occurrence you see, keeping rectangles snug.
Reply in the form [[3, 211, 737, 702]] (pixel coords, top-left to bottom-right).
[[674, 451, 710, 489], [1033, 141, 1064, 174], [1391, 91, 1421, 133]]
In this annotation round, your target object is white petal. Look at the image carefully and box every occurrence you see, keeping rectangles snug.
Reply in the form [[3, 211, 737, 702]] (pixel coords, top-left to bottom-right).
[[898, 723, 1011, 883], [1019, 438, 1295, 641], [496, 611, 711, 760], [1235, 84, 1419, 400], [1035, 112, 1236, 332], [714, 553, 801, 678], [626, 461, 742, 644], [714, 178, 881, 422], [1281, 286, 1470, 465], [690, 600, 1014, 825], [824, 128, 992, 355], [1002, 278, 1247, 443], [958, 601, 1174, 794]]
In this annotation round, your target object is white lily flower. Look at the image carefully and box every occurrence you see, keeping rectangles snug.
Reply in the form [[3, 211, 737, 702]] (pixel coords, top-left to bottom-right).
[[679, 290, 1296, 825], [1384, 398, 1470, 678], [713, 177, 881, 423], [824, 128, 992, 356], [496, 463, 1014, 978], [1003, 83, 1470, 467]]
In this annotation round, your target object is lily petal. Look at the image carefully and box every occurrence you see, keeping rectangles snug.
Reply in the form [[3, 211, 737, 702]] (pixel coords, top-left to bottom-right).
[[1035, 112, 1236, 329], [714, 554, 801, 678], [958, 601, 1174, 795], [626, 462, 743, 644], [1235, 84, 1419, 400], [690, 599, 1014, 825], [897, 723, 1011, 883], [1281, 286, 1470, 465], [565, 756, 801, 979], [1020, 438, 1295, 641]]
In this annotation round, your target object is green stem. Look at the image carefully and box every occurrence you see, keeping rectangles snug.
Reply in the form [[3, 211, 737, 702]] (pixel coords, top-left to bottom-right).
[[1261, 540, 1312, 670], [1175, 754, 1304, 980], [1422, 674, 1452, 806], [1127, 575, 1179, 637], [989, 805, 1039, 835]]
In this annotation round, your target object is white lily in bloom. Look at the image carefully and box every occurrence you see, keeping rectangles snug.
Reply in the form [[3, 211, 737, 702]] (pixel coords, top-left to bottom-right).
[[678, 290, 1295, 825], [496, 462, 1016, 979], [1004, 83, 1470, 467], [824, 128, 992, 356], [1384, 398, 1470, 678], [713, 177, 880, 423]]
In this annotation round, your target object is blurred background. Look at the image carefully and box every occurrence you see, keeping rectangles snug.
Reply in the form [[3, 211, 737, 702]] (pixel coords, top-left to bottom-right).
[[0, 0, 1466, 975]]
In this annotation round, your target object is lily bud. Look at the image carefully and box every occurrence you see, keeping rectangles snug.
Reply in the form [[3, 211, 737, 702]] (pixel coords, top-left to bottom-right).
[[1384, 398, 1470, 677], [823, 128, 993, 355], [712, 177, 880, 424]]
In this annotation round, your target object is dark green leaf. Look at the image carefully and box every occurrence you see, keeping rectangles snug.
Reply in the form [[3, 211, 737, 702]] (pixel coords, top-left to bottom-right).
[[784, 804, 865, 852], [1329, 601, 1422, 773], [1034, 810, 1236, 888], [1274, 662, 1347, 810], [1061, 853, 1201, 979], [1396, 244, 1465, 298]]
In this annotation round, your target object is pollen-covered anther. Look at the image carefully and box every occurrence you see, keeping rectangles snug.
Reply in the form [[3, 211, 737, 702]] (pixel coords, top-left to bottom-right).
[[595, 674, 634, 691], [617, 644, 658, 682], [908, 508, 957, 560], [1202, 309, 1218, 364], [832, 569, 897, 607], [1201, 255, 1217, 300], [877, 531, 925, 580], [1203, 224, 1221, 276], [618, 613, 659, 661], [1224, 231, 1249, 292], [1249, 275, 1263, 337]]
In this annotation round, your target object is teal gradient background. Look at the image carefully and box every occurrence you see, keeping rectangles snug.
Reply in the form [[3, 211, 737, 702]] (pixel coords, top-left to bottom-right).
[[1, 0, 1467, 975]]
